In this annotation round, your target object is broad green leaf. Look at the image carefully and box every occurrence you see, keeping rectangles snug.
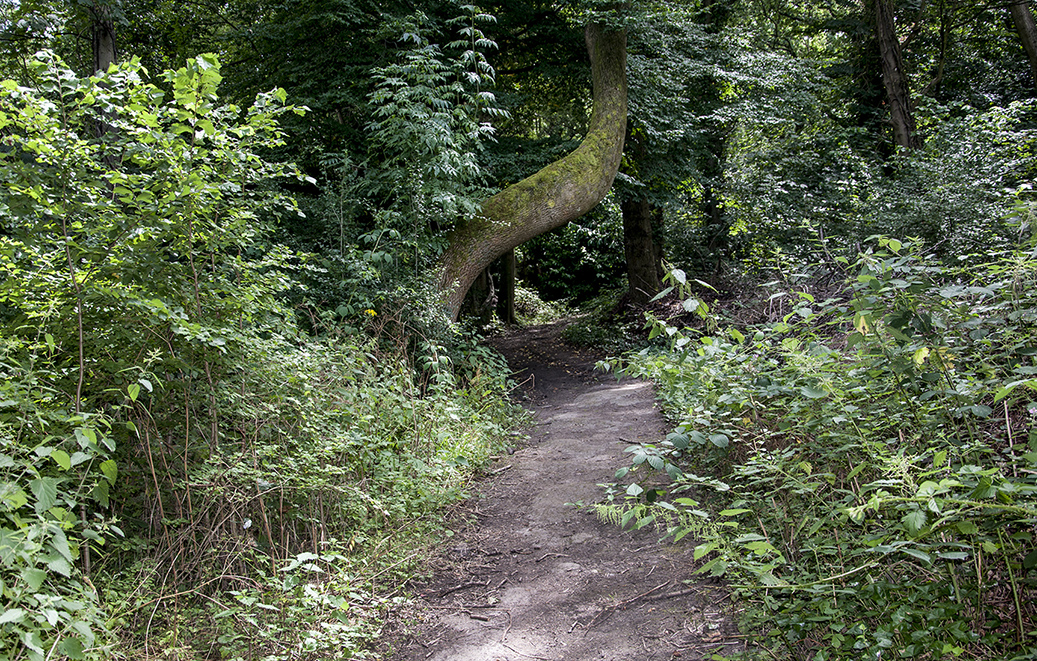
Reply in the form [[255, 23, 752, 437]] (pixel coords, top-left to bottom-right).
[[100, 460, 118, 485], [902, 509, 927, 534], [693, 542, 717, 560], [933, 450, 947, 468], [956, 521, 979, 535], [51, 449, 71, 471], [708, 434, 729, 448], [47, 554, 72, 577], [0, 608, 25, 624], [0, 527, 22, 564], [0, 483, 28, 510], [49, 527, 74, 562], [58, 637, 86, 660], [29, 477, 60, 515], [938, 552, 969, 561], [1024, 550, 1037, 570], [21, 567, 47, 591], [800, 385, 827, 399]]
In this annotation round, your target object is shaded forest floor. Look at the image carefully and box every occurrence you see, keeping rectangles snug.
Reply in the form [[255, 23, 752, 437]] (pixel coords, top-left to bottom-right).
[[383, 320, 744, 661]]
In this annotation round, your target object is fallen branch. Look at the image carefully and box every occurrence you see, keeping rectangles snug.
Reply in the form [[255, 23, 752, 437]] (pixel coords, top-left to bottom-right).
[[439, 580, 489, 598], [584, 581, 671, 632], [501, 642, 553, 660]]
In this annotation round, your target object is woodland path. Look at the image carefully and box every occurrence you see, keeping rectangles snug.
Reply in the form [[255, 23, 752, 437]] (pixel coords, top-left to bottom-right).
[[385, 320, 742, 661]]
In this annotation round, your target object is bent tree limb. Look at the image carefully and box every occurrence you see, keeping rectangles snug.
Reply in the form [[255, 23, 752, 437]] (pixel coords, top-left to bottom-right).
[[437, 24, 627, 319]]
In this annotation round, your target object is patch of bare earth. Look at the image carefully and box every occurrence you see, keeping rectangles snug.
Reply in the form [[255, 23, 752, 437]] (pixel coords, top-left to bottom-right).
[[384, 321, 743, 661]]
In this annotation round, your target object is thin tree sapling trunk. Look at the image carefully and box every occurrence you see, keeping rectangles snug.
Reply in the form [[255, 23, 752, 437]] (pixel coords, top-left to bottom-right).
[[622, 198, 662, 306]]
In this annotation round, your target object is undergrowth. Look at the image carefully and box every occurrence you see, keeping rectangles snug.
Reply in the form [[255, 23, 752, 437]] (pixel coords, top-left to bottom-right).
[[600, 237, 1037, 660], [0, 53, 525, 661]]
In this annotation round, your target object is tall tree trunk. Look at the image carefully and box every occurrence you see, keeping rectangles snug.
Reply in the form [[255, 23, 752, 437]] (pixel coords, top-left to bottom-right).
[[874, 0, 920, 149], [1010, 0, 1037, 92], [90, 1, 117, 75], [437, 24, 627, 319], [622, 198, 662, 306]]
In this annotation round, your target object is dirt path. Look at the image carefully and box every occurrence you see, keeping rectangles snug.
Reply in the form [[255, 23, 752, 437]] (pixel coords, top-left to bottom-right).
[[386, 321, 742, 661]]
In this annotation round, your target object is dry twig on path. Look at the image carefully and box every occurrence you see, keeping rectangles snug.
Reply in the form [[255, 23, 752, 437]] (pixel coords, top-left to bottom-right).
[[583, 581, 671, 632]]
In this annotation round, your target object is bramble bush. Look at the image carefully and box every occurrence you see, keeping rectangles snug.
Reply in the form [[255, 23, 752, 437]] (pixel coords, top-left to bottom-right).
[[601, 237, 1037, 660]]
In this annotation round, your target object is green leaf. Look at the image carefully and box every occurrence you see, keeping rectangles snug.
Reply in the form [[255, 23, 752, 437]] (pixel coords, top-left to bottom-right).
[[938, 552, 969, 561], [58, 637, 86, 660], [1024, 550, 1037, 570], [800, 385, 827, 399], [21, 567, 47, 591], [933, 450, 947, 468], [708, 434, 729, 448], [0, 483, 28, 510], [719, 508, 751, 516], [29, 477, 60, 515], [47, 554, 72, 577], [0, 608, 25, 624], [51, 449, 71, 471], [901, 547, 932, 564], [625, 483, 644, 497], [693, 542, 718, 560], [956, 521, 979, 535], [902, 509, 927, 534], [100, 460, 118, 485]]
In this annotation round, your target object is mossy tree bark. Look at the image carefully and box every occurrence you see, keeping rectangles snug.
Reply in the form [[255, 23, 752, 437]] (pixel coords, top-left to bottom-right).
[[437, 23, 627, 319]]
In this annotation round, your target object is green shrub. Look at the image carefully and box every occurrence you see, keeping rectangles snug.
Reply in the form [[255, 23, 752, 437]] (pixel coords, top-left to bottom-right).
[[603, 237, 1037, 660]]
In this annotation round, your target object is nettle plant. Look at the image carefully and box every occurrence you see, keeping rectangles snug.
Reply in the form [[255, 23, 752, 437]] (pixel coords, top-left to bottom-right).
[[604, 238, 1037, 660]]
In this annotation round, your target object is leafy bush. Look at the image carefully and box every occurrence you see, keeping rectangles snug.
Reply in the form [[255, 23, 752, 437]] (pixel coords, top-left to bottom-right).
[[0, 51, 524, 660], [602, 238, 1037, 660]]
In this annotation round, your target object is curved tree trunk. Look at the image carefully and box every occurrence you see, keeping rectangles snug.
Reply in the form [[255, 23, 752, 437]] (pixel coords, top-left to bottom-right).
[[437, 24, 627, 319], [1010, 0, 1037, 92]]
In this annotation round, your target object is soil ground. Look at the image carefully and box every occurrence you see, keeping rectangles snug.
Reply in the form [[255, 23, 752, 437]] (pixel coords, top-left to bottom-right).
[[384, 320, 744, 661]]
